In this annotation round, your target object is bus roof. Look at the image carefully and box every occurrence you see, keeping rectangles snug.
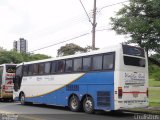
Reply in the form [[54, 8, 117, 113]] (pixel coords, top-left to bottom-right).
[[0, 64, 17, 66]]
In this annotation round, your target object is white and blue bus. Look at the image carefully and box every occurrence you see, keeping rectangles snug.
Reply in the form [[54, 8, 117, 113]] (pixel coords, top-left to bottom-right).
[[13, 44, 148, 113]]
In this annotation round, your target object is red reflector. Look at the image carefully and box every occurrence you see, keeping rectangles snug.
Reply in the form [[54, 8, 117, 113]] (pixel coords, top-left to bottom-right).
[[118, 87, 123, 98]]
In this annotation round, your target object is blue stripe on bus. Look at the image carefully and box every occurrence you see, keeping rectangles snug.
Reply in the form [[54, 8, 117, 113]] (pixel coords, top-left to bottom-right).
[[25, 71, 114, 110]]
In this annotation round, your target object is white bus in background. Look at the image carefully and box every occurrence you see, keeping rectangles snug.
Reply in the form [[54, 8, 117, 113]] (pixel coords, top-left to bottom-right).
[[0, 64, 16, 101], [13, 44, 148, 113]]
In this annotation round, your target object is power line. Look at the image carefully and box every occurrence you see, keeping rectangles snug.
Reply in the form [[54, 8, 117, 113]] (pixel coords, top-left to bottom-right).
[[29, 32, 90, 53], [99, 0, 129, 12], [96, 28, 111, 32], [28, 1, 129, 53], [79, 0, 93, 25], [29, 28, 111, 53]]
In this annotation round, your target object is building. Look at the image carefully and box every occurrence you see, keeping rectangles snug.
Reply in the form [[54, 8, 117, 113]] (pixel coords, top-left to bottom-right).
[[13, 38, 28, 53]]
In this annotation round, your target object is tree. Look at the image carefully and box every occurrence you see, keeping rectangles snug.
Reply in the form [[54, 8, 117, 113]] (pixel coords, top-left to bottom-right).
[[110, 0, 160, 56], [0, 49, 51, 64], [57, 43, 87, 57], [0, 50, 24, 64], [29, 54, 51, 61], [150, 53, 160, 63]]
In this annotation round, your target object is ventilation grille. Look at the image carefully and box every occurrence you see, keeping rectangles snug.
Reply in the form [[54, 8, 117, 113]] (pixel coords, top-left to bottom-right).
[[97, 91, 110, 107], [66, 85, 79, 91]]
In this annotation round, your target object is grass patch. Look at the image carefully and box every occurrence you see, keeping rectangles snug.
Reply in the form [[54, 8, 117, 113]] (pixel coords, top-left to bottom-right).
[[149, 79, 160, 87], [149, 87, 160, 106], [149, 62, 160, 87]]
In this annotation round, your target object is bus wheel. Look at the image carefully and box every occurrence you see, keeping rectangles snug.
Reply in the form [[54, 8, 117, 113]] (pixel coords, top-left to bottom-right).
[[69, 95, 80, 112], [83, 96, 94, 114], [20, 93, 25, 105]]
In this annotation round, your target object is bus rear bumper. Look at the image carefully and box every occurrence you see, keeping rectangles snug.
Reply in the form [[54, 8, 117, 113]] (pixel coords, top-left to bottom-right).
[[114, 100, 149, 110], [1, 92, 13, 98]]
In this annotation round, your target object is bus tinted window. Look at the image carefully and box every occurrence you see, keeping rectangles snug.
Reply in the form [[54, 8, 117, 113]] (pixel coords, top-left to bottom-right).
[[32, 64, 38, 75], [65, 59, 73, 72], [44, 62, 51, 74], [0, 66, 3, 84], [39, 63, 44, 74], [23, 65, 28, 76], [124, 56, 145, 67], [83, 57, 91, 71], [92, 55, 102, 70], [16, 65, 22, 76], [6, 65, 16, 73], [73, 58, 82, 72], [123, 45, 145, 57], [51, 61, 57, 73], [57, 60, 65, 73], [28, 65, 33, 75], [103, 54, 114, 69]]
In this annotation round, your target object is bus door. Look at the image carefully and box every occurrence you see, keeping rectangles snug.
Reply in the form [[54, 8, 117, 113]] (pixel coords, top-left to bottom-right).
[[4, 65, 16, 94], [0, 66, 3, 97], [14, 65, 23, 92]]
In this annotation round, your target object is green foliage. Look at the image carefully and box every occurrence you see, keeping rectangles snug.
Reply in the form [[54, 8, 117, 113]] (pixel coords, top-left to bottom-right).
[[149, 60, 160, 87], [0, 49, 51, 64], [149, 87, 160, 105], [29, 54, 51, 61], [57, 43, 87, 57], [150, 53, 160, 63], [57, 43, 99, 57], [110, 0, 160, 56]]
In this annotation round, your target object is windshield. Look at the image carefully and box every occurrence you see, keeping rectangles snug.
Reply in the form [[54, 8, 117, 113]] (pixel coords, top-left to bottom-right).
[[6, 65, 16, 73], [123, 45, 145, 57], [122, 45, 146, 67]]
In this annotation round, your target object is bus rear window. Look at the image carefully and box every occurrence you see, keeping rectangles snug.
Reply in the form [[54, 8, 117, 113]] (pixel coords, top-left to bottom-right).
[[124, 56, 145, 67], [123, 45, 145, 57], [6, 65, 16, 73]]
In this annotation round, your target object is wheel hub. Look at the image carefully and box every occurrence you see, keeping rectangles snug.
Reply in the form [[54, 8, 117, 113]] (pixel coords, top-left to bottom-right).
[[85, 100, 92, 111]]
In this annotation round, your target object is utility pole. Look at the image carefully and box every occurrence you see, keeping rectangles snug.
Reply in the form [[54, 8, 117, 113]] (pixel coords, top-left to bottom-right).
[[92, 0, 97, 50], [79, 0, 97, 50]]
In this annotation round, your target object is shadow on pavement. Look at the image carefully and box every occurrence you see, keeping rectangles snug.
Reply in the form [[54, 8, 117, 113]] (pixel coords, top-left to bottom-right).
[[17, 103, 134, 117]]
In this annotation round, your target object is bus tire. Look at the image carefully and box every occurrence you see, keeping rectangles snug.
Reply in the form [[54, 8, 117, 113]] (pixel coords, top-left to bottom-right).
[[83, 96, 94, 114], [20, 93, 26, 105], [69, 95, 81, 112]]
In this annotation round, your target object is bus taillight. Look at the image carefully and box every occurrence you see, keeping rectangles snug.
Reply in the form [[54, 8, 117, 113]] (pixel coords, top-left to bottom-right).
[[147, 88, 149, 97], [118, 87, 123, 98]]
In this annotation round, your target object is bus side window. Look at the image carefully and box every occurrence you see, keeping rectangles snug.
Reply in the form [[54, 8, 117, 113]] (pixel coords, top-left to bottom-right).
[[51, 61, 57, 74], [65, 59, 73, 72], [28, 65, 33, 76], [103, 54, 114, 70], [44, 62, 51, 74], [32, 64, 38, 75], [73, 58, 82, 72], [39, 63, 45, 75], [23, 65, 28, 76], [92, 55, 102, 70], [83, 57, 91, 71], [57, 60, 65, 73], [0, 66, 3, 84]]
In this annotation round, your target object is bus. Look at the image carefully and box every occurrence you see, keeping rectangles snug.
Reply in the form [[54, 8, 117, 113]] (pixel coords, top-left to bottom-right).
[[0, 64, 16, 101], [13, 44, 148, 113]]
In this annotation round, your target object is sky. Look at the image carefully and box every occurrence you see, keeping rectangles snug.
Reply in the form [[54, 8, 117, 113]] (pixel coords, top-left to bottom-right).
[[0, 0, 128, 57]]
